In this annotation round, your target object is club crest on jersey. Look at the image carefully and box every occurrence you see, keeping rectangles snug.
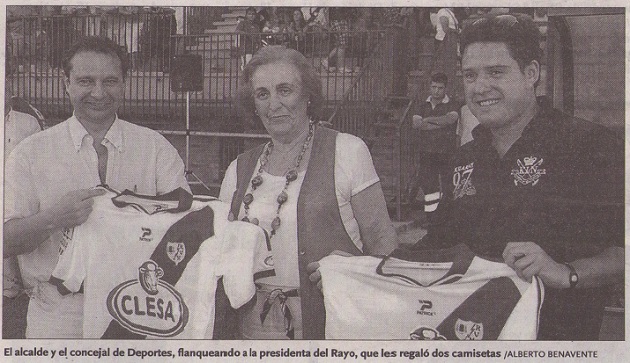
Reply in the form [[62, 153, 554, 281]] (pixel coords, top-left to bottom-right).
[[166, 242, 186, 265], [453, 162, 476, 199], [106, 260, 189, 337], [511, 156, 546, 186], [410, 326, 446, 340], [455, 319, 483, 340]]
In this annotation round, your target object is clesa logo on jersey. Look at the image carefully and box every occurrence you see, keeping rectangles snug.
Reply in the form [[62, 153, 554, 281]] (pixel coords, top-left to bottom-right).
[[106, 260, 189, 337], [409, 326, 446, 340]]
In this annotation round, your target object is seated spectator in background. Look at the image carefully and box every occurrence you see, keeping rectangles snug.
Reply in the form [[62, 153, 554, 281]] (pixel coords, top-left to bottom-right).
[[4, 36, 190, 338], [419, 14, 623, 341], [305, 7, 328, 32], [236, 7, 262, 70], [456, 104, 479, 147], [261, 8, 289, 47], [321, 8, 352, 73], [287, 8, 308, 52], [411, 72, 460, 216]]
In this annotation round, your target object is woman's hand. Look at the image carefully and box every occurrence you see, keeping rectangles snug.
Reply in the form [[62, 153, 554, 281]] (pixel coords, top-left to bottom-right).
[[307, 250, 354, 290]]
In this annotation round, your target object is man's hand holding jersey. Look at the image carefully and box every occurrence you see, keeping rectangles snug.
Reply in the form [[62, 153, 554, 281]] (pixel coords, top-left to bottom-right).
[[502, 242, 571, 289], [4, 188, 106, 257], [503, 241, 623, 290], [41, 188, 106, 230]]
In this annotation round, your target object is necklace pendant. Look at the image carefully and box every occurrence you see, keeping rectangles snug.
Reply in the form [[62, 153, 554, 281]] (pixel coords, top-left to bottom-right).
[[243, 193, 254, 205], [286, 169, 298, 182], [277, 190, 288, 205], [251, 175, 263, 188], [271, 216, 281, 231]]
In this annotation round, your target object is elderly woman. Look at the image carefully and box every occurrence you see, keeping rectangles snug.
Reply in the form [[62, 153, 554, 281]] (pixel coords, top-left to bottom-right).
[[218, 46, 397, 339]]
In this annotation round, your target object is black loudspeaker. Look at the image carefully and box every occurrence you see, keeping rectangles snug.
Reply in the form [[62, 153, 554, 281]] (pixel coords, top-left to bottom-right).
[[170, 54, 203, 92]]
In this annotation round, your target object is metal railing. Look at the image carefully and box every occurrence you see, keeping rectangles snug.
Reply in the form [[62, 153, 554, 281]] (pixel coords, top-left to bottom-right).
[[7, 12, 390, 190], [7, 13, 386, 129], [326, 30, 389, 136]]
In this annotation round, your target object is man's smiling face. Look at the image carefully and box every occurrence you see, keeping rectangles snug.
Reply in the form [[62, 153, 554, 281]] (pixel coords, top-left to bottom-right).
[[462, 42, 538, 130]]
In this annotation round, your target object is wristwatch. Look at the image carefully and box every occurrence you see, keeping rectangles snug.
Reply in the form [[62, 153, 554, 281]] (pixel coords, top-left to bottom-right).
[[564, 263, 578, 289]]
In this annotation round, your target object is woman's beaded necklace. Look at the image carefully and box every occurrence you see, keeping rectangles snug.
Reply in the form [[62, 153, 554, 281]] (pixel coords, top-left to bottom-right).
[[242, 121, 315, 239]]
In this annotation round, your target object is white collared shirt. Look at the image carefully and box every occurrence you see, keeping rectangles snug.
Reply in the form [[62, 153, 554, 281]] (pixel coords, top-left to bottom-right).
[[427, 94, 451, 110], [5, 115, 189, 291]]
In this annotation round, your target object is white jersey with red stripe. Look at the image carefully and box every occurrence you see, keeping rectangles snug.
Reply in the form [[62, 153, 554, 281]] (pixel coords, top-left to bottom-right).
[[52, 187, 273, 339], [318, 244, 543, 340]]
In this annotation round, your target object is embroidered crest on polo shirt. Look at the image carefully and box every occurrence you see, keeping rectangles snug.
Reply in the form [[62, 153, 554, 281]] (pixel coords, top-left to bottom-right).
[[453, 162, 476, 199], [511, 156, 546, 186]]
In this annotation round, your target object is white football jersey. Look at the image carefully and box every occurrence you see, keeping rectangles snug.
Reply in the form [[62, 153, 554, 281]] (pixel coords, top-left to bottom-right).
[[319, 244, 543, 340], [52, 188, 274, 339]]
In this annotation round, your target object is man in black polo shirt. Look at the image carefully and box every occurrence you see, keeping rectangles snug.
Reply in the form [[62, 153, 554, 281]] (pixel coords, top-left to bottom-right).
[[421, 14, 624, 340], [411, 72, 461, 215]]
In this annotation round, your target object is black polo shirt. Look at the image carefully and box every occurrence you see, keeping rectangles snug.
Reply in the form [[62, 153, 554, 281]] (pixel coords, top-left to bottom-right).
[[423, 106, 624, 340], [415, 96, 461, 154]]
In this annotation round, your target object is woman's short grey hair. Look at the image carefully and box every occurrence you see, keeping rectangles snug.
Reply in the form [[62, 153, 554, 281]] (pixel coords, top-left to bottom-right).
[[237, 46, 324, 122]]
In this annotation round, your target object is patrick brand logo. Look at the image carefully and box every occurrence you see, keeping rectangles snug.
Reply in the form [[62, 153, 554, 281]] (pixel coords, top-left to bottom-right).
[[139, 227, 153, 242], [106, 260, 189, 337], [417, 300, 435, 316]]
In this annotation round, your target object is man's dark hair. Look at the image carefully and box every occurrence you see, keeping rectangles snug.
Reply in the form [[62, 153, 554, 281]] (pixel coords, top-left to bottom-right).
[[460, 13, 542, 71], [431, 72, 448, 85], [62, 36, 129, 79]]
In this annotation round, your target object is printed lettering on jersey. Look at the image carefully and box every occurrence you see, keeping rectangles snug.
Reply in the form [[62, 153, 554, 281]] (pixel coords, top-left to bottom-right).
[[166, 242, 186, 265], [410, 327, 446, 340], [417, 300, 435, 316], [511, 156, 546, 186], [58, 227, 74, 255], [106, 260, 189, 337], [455, 319, 483, 340], [453, 162, 476, 199]]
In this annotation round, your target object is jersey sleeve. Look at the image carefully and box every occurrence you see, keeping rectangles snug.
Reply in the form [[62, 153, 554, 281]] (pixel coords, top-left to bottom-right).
[[219, 221, 274, 308], [498, 276, 544, 340], [50, 226, 88, 293]]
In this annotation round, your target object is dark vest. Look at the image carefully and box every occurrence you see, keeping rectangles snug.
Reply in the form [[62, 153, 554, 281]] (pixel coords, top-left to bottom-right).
[[230, 126, 362, 339]]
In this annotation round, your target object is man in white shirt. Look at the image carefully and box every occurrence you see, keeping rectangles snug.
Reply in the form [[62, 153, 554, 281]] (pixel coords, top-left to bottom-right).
[[4, 36, 189, 338]]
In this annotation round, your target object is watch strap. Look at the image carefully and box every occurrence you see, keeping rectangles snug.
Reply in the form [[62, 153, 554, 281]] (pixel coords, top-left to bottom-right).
[[564, 262, 578, 289]]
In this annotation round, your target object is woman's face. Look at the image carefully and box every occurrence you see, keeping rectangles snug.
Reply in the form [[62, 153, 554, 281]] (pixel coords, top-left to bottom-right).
[[293, 10, 303, 22], [251, 62, 310, 142]]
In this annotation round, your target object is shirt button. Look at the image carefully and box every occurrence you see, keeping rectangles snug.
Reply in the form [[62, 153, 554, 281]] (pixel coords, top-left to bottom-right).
[[299, 250, 306, 256]]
